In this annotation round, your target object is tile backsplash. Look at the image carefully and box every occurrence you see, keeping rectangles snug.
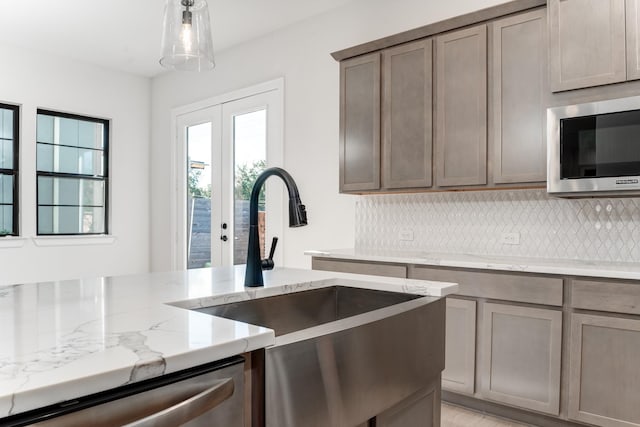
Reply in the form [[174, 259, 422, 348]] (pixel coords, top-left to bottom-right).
[[355, 189, 640, 263]]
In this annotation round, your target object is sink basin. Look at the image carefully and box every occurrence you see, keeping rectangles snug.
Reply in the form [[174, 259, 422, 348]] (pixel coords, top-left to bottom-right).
[[192, 283, 445, 427], [193, 285, 420, 336]]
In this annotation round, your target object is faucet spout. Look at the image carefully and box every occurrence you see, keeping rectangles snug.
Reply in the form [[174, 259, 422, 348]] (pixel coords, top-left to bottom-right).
[[245, 167, 307, 287]]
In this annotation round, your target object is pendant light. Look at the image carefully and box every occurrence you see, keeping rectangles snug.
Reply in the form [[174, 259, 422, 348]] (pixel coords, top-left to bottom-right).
[[160, 0, 215, 71]]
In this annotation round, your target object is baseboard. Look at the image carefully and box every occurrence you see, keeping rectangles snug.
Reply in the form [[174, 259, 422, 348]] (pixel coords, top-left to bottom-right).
[[442, 391, 588, 427]]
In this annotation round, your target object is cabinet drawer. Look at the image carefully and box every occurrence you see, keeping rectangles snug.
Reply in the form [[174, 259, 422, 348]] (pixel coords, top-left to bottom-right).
[[312, 258, 407, 278], [409, 266, 562, 306], [571, 278, 640, 315]]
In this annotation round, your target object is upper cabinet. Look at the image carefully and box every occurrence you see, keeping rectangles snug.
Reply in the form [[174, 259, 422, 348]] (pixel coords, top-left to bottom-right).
[[382, 40, 433, 190], [337, 2, 549, 194], [339, 53, 381, 192], [339, 41, 432, 193], [548, 0, 640, 92], [490, 9, 547, 184], [435, 25, 487, 187], [627, 0, 640, 80]]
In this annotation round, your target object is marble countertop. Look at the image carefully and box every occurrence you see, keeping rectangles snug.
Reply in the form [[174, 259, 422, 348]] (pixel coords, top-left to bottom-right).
[[0, 266, 457, 419], [305, 248, 640, 281]]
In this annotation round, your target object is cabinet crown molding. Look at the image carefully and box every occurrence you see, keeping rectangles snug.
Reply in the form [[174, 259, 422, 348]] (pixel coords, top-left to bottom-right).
[[330, 0, 546, 62]]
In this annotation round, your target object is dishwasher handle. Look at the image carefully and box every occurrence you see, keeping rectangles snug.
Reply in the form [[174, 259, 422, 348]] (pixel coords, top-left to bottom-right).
[[125, 378, 234, 427]]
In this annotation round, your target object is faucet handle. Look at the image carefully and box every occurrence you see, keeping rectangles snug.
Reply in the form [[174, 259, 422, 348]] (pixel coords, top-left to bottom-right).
[[261, 237, 278, 270]]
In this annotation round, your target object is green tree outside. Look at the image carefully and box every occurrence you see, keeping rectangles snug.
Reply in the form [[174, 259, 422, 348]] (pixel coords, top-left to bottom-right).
[[235, 160, 266, 209], [188, 168, 212, 198], [186, 159, 265, 204]]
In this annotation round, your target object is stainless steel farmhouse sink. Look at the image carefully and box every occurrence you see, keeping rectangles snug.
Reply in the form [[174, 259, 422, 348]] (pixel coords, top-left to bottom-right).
[[193, 285, 445, 427], [195, 285, 420, 336]]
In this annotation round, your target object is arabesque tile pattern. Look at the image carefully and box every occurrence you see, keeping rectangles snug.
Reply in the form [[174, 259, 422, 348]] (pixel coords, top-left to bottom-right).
[[355, 189, 640, 263]]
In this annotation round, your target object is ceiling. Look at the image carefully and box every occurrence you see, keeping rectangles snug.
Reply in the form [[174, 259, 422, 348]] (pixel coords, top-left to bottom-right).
[[0, 0, 358, 77]]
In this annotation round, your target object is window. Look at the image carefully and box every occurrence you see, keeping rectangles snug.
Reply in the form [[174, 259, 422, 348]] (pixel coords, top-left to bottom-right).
[[36, 110, 109, 235], [0, 103, 18, 236]]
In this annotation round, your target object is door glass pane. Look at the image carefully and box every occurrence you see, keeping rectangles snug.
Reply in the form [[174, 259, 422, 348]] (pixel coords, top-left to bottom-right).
[[233, 109, 267, 265], [187, 122, 212, 269]]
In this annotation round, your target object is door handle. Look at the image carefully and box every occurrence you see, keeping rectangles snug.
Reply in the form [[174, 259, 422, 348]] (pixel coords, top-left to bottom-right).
[[125, 378, 234, 427]]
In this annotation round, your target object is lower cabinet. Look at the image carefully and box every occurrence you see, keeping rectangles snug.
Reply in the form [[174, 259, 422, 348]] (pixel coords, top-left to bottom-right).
[[442, 298, 476, 394], [568, 313, 640, 427], [375, 380, 441, 427], [479, 302, 562, 415], [312, 256, 640, 426]]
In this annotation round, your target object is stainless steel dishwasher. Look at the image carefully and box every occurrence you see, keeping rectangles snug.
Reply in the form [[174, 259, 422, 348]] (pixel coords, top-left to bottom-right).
[[1, 356, 245, 427]]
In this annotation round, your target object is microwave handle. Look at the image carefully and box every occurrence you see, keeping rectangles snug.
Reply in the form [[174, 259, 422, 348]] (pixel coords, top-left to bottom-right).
[[124, 378, 234, 427]]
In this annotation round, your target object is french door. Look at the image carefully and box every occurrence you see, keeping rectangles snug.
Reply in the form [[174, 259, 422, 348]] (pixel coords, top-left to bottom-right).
[[173, 81, 283, 270]]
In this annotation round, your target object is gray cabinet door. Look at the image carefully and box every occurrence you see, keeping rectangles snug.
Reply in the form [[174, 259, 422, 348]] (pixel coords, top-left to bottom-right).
[[340, 53, 381, 192], [479, 302, 562, 415], [435, 25, 487, 187], [442, 298, 476, 395], [490, 9, 547, 184], [382, 39, 433, 190], [569, 313, 640, 427], [549, 0, 626, 92], [627, 0, 640, 80]]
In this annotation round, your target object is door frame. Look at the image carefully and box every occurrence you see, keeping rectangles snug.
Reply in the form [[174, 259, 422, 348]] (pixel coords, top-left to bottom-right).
[[169, 78, 285, 271]]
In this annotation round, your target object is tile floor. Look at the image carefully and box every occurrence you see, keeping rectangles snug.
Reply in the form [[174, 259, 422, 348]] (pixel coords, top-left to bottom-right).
[[441, 403, 530, 426]]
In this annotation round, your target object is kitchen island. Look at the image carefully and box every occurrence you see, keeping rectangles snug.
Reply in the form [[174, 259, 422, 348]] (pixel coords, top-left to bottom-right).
[[0, 266, 456, 423]]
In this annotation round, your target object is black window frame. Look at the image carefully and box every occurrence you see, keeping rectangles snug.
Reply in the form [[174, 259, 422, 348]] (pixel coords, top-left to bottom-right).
[[36, 109, 109, 236], [0, 103, 19, 237]]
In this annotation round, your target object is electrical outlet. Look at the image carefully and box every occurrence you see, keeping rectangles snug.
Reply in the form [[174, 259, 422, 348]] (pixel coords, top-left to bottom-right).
[[399, 229, 414, 241], [500, 232, 520, 245]]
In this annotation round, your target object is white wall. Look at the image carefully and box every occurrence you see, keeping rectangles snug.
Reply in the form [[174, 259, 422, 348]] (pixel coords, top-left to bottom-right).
[[0, 44, 150, 285], [150, 0, 511, 271]]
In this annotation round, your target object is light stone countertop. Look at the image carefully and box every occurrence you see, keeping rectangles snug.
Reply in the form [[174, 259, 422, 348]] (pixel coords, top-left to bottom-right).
[[305, 248, 640, 281], [0, 266, 457, 419]]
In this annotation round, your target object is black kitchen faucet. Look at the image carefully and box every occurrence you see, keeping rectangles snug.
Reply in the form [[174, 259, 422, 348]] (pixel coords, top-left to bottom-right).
[[244, 167, 307, 287]]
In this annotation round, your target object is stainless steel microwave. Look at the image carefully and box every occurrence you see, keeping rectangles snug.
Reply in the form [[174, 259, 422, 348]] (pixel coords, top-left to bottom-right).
[[547, 96, 640, 197]]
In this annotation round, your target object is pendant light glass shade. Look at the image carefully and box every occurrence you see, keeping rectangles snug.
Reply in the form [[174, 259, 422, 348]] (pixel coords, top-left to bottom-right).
[[160, 0, 215, 71]]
